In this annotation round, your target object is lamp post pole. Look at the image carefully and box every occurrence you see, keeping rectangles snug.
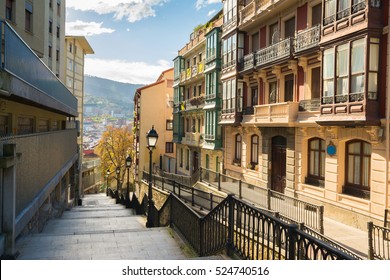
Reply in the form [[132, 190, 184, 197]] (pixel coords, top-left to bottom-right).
[[146, 126, 158, 228], [126, 156, 132, 208]]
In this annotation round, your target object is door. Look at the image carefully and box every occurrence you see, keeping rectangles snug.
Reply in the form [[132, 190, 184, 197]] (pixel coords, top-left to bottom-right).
[[271, 136, 286, 193], [193, 151, 199, 173]]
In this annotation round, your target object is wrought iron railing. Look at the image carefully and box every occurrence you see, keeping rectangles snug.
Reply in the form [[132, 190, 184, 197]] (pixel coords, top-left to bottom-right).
[[200, 167, 324, 233], [239, 53, 255, 72], [295, 25, 320, 53], [298, 99, 321, 112], [255, 37, 293, 67], [368, 221, 390, 260]]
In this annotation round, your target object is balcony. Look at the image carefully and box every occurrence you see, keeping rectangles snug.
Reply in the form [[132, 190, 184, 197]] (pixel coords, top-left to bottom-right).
[[297, 99, 321, 124], [239, 0, 279, 27], [182, 132, 204, 147], [185, 95, 205, 111], [179, 61, 205, 84], [239, 53, 255, 73], [255, 38, 293, 68], [0, 21, 77, 117], [294, 25, 320, 54], [254, 102, 299, 126]]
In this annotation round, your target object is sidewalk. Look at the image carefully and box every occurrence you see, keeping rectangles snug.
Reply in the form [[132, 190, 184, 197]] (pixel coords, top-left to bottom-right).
[[15, 194, 196, 260]]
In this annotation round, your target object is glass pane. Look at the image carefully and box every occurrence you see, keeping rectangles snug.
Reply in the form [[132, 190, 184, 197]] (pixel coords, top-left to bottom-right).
[[314, 151, 319, 176], [352, 39, 365, 73], [362, 157, 370, 186], [351, 74, 365, 93], [349, 142, 360, 154], [310, 139, 319, 150], [363, 142, 371, 155], [310, 151, 315, 175], [337, 44, 348, 76], [348, 155, 354, 184], [321, 150, 325, 177], [369, 43, 379, 71], [323, 49, 334, 79], [337, 77, 349, 95], [354, 157, 361, 184], [323, 80, 334, 97]]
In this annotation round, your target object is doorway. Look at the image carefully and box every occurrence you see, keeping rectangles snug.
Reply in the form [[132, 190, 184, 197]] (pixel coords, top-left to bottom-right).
[[271, 136, 286, 193]]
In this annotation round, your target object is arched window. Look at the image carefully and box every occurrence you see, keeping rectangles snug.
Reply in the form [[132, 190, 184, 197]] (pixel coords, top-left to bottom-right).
[[306, 138, 325, 187], [251, 135, 259, 165], [234, 134, 242, 163], [343, 140, 371, 199]]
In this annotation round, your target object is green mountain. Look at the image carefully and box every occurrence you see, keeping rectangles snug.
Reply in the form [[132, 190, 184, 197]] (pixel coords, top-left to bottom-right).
[[84, 75, 144, 117]]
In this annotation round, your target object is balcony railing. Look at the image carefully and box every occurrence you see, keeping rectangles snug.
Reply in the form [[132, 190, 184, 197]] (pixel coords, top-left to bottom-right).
[[239, 53, 255, 72], [295, 25, 320, 53], [298, 99, 321, 112], [239, 0, 255, 25], [254, 102, 299, 124], [255, 37, 293, 67], [180, 61, 205, 83], [182, 132, 204, 147], [0, 21, 77, 116]]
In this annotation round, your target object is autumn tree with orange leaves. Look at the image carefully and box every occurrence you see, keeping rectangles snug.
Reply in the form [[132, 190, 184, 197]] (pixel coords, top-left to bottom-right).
[[96, 125, 134, 192]]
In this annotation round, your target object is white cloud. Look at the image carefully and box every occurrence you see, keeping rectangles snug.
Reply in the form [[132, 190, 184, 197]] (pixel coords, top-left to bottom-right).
[[207, 9, 216, 17], [195, 0, 220, 11], [66, 0, 169, 23], [84, 58, 171, 84], [66, 20, 115, 36]]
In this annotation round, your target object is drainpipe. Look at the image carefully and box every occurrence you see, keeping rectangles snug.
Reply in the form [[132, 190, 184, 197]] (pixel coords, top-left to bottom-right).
[[385, 5, 390, 212]]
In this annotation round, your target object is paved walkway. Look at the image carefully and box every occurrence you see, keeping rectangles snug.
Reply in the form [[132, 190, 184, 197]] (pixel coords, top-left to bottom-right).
[[15, 194, 200, 260]]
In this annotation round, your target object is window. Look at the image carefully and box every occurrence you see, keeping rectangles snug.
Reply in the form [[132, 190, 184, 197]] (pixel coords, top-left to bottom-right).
[[67, 77, 73, 88], [56, 25, 60, 38], [368, 38, 380, 100], [56, 49, 60, 61], [67, 58, 73, 71], [166, 120, 173, 130], [25, 2, 33, 32], [269, 81, 277, 104], [38, 119, 49, 132], [252, 32, 259, 52], [251, 87, 258, 107], [222, 79, 236, 113], [48, 45, 52, 58], [324, 0, 336, 25], [344, 140, 371, 199], [306, 138, 325, 187], [0, 115, 9, 136], [223, 0, 237, 25], [250, 135, 259, 165], [235, 134, 242, 162], [69, 43, 73, 53], [57, 1, 61, 17], [49, 0, 53, 9], [269, 22, 279, 44], [165, 142, 174, 153], [312, 3, 322, 26], [18, 116, 34, 135], [6, 0, 15, 21], [222, 33, 236, 68], [284, 17, 295, 39], [49, 20, 53, 33], [324, 0, 366, 25], [284, 74, 294, 102], [322, 38, 371, 104]]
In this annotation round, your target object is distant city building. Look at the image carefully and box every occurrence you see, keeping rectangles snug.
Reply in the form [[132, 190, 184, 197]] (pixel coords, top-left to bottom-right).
[[0, 0, 78, 257], [133, 69, 175, 183]]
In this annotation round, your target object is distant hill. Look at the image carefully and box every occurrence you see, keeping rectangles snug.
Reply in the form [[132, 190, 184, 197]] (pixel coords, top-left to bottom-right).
[[84, 75, 144, 117]]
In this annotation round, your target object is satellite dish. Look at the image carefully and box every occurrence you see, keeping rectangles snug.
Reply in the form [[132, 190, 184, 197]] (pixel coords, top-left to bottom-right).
[[271, 31, 280, 44]]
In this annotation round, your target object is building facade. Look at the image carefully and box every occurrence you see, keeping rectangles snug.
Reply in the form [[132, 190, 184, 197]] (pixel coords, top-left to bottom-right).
[[64, 36, 94, 195], [1, 0, 66, 80], [133, 69, 175, 183], [218, 0, 389, 229], [173, 12, 224, 177], [0, 17, 78, 258]]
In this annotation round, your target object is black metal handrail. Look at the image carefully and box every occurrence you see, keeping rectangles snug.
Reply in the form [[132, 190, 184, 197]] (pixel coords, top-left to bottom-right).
[[368, 221, 390, 260]]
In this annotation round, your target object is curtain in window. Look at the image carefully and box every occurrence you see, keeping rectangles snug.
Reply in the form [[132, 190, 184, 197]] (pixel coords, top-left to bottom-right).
[[251, 135, 259, 164], [337, 44, 349, 96]]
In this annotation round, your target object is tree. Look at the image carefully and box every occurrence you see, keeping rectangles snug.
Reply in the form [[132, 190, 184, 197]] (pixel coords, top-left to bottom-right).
[[96, 125, 134, 192]]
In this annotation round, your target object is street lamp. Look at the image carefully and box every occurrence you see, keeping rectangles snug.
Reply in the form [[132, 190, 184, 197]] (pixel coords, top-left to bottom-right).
[[115, 166, 120, 203], [126, 155, 132, 208], [104, 169, 110, 196], [146, 125, 158, 228]]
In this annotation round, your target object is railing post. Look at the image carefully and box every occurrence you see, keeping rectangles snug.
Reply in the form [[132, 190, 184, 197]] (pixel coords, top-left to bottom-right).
[[239, 180, 242, 199], [210, 193, 213, 210], [191, 187, 195, 206], [226, 194, 235, 257], [367, 221, 374, 260], [267, 189, 271, 210], [178, 183, 181, 198], [319, 205, 324, 234], [287, 223, 298, 260], [162, 177, 164, 191], [218, 172, 221, 191], [199, 167, 202, 182], [200, 218, 205, 256], [173, 181, 176, 194]]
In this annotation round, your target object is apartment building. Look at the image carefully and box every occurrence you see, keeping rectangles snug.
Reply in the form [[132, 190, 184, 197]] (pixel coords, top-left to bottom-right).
[[219, 0, 389, 229], [173, 12, 223, 176], [0, 1, 78, 256], [1, 0, 66, 81], [133, 69, 175, 183], [64, 36, 94, 195]]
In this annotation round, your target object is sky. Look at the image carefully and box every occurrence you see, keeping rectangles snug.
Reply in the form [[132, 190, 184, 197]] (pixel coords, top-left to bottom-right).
[[66, 0, 223, 85]]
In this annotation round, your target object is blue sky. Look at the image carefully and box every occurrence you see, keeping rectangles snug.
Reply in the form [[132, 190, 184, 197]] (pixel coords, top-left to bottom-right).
[[66, 0, 222, 85]]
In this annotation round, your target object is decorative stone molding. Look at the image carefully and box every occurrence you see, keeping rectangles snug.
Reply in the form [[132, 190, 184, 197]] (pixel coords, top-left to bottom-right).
[[366, 126, 384, 145], [298, 57, 308, 73], [326, 126, 338, 139], [288, 60, 298, 75], [272, 66, 281, 77], [300, 127, 308, 137], [317, 127, 326, 138], [257, 70, 267, 81]]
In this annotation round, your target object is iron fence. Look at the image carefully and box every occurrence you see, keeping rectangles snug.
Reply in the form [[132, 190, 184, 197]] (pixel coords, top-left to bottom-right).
[[368, 222, 390, 260], [200, 167, 324, 233]]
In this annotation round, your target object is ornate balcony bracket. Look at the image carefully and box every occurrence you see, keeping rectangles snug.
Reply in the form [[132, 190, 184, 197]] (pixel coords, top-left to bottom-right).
[[288, 60, 298, 74], [272, 66, 281, 77], [298, 57, 308, 72], [366, 126, 384, 145]]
